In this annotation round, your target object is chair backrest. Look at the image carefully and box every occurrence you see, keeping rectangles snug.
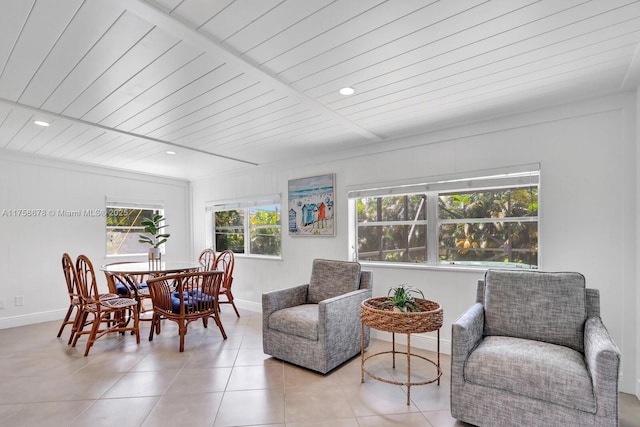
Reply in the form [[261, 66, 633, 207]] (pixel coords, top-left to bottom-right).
[[199, 248, 216, 271], [307, 259, 362, 303], [214, 250, 235, 289], [75, 255, 100, 303], [62, 253, 78, 296], [481, 269, 587, 353], [146, 270, 224, 316]]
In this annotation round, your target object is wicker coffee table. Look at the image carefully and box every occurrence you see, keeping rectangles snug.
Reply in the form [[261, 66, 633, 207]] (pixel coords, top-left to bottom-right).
[[360, 297, 443, 405]]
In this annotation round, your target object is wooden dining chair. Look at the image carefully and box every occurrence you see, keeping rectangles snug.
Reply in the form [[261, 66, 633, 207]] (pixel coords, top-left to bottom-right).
[[72, 255, 140, 356], [215, 249, 239, 317], [147, 270, 226, 352], [198, 248, 216, 271], [57, 253, 82, 343]]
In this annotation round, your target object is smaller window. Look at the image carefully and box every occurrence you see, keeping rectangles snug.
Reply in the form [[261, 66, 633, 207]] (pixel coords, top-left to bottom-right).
[[106, 204, 165, 256], [210, 197, 281, 258]]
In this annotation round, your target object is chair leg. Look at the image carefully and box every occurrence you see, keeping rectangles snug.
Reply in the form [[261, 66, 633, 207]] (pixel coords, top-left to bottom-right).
[[225, 291, 240, 317], [131, 307, 140, 344], [179, 321, 186, 352], [84, 313, 102, 356], [57, 305, 74, 337], [212, 313, 227, 340], [71, 310, 89, 347], [149, 313, 160, 342]]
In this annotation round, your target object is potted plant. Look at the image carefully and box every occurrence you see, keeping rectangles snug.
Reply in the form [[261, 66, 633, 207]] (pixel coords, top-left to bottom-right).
[[380, 284, 425, 312], [138, 214, 170, 260]]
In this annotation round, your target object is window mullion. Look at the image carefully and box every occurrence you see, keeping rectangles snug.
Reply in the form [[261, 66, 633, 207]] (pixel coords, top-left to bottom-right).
[[426, 191, 439, 266]]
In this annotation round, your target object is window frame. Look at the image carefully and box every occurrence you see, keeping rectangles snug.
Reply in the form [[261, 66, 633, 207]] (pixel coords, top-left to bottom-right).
[[348, 166, 539, 270], [207, 196, 282, 259]]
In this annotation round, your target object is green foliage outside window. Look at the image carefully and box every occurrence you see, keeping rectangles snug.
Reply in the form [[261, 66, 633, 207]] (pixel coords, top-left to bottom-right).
[[215, 210, 245, 253], [354, 185, 538, 268], [357, 195, 427, 262], [214, 205, 281, 256], [438, 188, 538, 267]]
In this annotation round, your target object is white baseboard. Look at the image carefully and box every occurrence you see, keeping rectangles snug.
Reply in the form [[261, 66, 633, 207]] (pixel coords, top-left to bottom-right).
[[0, 309, 66, 330], [234, 299, 262, 314]]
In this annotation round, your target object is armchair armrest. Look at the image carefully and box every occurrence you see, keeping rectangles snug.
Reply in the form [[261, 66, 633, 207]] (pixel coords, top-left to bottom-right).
[[451, 303, 484, 386], [584, 316, 621, 418], [318, 288, 372, 348], [262, 284, 309, 317]]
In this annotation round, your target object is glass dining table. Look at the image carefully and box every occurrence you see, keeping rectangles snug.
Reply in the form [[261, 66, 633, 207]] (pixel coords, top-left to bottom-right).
[[100, 260, 204, 320]]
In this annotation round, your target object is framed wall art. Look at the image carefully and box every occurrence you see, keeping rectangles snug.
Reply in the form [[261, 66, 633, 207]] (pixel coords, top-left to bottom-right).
[[288, 173, 335, 236]]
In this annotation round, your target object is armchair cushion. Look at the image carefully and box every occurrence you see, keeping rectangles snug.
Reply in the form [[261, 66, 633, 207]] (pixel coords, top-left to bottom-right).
[[268, 304, 319, 341], [465, 336, 595, 413], [307, 259, 361, 303], [484, 270, 587, 352]]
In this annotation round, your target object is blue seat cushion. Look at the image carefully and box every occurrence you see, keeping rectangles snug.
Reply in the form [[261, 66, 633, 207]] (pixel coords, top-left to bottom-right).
[[170, 291, 215, 314], [115, 279, 147, 295]]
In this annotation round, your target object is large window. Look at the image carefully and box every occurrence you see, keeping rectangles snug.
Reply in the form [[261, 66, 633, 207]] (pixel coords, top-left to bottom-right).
[[210, 197, 281, 257], [349, 167, 539, 269], [106, 202, 165, 256]]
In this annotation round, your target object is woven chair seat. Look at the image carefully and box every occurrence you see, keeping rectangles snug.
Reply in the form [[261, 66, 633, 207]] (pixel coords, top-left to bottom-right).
[[102, 297, 137, 309], [99, 293, 119, 301]]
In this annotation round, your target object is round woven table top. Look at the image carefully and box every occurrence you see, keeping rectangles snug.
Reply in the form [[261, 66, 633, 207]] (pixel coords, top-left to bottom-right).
[[360, 297, 443, 334]]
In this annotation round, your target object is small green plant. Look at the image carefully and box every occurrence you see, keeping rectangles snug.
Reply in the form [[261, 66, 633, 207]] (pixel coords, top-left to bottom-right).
[[381, 284, 425, 312], [138, 214, 170, 248]]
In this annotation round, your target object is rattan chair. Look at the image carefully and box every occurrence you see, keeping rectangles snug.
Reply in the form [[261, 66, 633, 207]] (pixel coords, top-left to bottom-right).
[[198, 248, 216, 271], [72, 255, 140, 356], [215, 249, 239, 317], [147, 270, 227, 352], [57, 253, 82, 343]]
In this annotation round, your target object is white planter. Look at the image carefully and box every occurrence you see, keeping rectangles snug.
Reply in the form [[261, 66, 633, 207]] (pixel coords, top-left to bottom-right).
[[149, 247, 162, 261]]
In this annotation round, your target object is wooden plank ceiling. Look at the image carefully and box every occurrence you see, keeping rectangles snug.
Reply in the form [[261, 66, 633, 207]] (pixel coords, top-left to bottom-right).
[[1, 0, 639, 180]]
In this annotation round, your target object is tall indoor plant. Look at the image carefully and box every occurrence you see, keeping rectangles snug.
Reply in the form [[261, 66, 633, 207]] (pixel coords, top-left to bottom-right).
[[138, 214, 170, 260]]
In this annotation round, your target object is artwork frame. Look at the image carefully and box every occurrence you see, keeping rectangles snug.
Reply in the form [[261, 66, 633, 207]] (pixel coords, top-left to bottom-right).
[[288, 173, 335, 237]]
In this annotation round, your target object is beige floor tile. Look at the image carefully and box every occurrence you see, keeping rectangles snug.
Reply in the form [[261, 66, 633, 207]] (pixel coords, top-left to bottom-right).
[[235, 346, 279, 366], [285, 383, 355, 423], [213, 389, 285, 426], [356, 412, 433, 426], [141, 391, 224, 427], [423, 409, 474, 427], [286, 419, 359, 427], [0, 401, 92, 427], [70, 396, 159, 427], [165, 367, 232, 395], [101, 369, 181, 398], [226, 364, 285, 391]]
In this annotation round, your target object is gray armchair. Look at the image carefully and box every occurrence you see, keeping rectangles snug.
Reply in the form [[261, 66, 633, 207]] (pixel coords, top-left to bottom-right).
[[451, 269, 621, 427], [262, 259, 372, 374]]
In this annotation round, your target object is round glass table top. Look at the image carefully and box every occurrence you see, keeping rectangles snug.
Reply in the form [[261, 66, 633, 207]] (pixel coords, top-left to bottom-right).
[[100, 260, 203, 274]]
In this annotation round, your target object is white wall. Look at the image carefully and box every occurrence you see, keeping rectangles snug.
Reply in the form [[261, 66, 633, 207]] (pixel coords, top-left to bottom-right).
[[192, 92, 638, 394], [0, 151, 192, 328]]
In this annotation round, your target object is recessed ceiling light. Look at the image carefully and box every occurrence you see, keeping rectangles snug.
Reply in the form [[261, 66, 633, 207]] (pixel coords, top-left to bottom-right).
[[166, 151, 176, 155], [339, 87, 355, 96], [34, 120, 50, 127]]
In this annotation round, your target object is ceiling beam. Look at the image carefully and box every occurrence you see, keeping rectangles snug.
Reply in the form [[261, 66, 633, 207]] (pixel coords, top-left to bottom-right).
[[118, 0, 383, 143], [0, 97, 259, 165]]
